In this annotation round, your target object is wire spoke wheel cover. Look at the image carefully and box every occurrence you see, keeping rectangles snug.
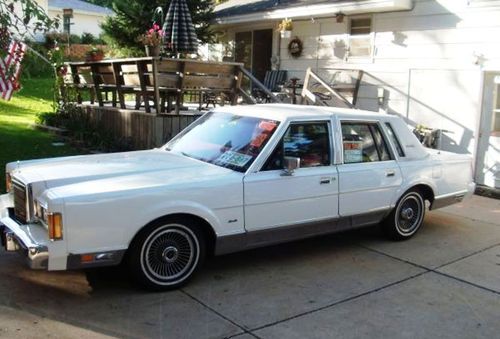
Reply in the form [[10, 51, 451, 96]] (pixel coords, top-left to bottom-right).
[[140, 224, 200, 286], [394, 192, 424, 236]]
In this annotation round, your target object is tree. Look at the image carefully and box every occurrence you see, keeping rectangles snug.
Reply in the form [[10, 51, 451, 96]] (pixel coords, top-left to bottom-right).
[[85, 0, 114, 8], [0, 0, 58, 52], [101, 0, 214, 51]]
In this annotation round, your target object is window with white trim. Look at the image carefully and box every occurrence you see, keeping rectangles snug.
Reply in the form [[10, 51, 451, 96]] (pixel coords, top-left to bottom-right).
[[348, 17, 372, 59]]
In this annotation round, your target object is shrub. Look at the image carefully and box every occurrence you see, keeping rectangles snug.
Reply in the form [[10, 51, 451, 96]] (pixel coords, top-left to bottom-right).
[[81, 32, 95, 44], [44, 32, 68, 49], [69, 34, 81, 44], [21, 42, 54, 78]]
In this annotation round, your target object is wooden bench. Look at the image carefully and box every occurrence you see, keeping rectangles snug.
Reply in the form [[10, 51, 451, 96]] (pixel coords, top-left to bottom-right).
[[65, 58, 250, 114], [62, 64, 95, 104], [90, 62, 118, 107]]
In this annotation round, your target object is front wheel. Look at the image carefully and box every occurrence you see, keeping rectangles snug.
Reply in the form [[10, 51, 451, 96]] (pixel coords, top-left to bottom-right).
[[382, 190, 425, 240], [128, 218, 206, 291]]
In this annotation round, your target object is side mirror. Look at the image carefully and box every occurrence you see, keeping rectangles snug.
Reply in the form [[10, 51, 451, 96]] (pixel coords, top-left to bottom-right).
[[281, 156, 300, 176]]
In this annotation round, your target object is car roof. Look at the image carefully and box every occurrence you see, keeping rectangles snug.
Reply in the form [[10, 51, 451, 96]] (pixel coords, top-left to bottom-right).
[[213, 104, 396, 122]]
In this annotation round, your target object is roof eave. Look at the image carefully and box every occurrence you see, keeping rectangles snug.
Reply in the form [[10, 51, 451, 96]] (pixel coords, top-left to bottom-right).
[[48, 7, 113, 17], [214, 0, 413, 25]]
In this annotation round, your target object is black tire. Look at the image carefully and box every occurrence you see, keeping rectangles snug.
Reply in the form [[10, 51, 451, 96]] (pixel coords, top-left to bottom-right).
[[128, 217, 206, 291], [382, 189, 425, 240]]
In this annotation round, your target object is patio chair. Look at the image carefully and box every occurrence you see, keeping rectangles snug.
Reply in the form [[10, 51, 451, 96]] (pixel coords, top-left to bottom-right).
[[252, 70, 287, 103], [90, 63, 118, 107], [182, 60, 241, 112], [116, 61, 154, 112]]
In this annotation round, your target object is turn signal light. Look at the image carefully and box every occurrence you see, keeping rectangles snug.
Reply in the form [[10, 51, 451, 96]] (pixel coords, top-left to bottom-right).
[[48, 213, 63, 240]]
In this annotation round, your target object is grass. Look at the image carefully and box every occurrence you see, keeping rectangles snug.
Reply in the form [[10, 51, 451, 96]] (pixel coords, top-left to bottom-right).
[[0, 77, 80, 192]]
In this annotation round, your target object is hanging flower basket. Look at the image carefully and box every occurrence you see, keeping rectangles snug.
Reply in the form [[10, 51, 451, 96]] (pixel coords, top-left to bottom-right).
[[280, 30, 292, 39], [278, 18, 293, 39]]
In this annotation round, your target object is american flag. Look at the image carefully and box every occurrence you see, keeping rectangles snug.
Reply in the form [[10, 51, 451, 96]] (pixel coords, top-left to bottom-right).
[[0, 40, 27, 101]]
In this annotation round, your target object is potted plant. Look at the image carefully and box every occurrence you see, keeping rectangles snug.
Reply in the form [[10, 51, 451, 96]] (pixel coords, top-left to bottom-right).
[[85, 46, 105, 61], [139, 23, 164, 57], [278, 18, 293, 38]]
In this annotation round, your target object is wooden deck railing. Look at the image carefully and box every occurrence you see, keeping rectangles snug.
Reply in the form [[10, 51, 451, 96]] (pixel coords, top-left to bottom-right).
[[65, 57, 280, 114]]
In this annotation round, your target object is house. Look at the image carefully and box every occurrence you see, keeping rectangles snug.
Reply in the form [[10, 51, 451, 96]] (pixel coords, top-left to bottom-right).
[[212, 0, 500, 189], [48, 0, 113, 37]]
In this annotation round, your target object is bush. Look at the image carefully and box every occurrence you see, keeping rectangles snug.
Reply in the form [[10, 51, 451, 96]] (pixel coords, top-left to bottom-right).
[[21, 42, 54, 78], [44, 32, 69, 49], [101, 34, 144, 58], [81, 32, 95, 44], [39, 104, 134, 152], [69, 34, 81, 44]]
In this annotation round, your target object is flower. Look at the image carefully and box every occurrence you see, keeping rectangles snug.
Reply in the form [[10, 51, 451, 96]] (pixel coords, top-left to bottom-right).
[[138, 23, 165, 47], [278, 18, 293, 32]]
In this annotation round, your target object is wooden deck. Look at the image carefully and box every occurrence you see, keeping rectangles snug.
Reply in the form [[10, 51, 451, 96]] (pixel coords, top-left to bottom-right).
[[82, 104, 202, 149]]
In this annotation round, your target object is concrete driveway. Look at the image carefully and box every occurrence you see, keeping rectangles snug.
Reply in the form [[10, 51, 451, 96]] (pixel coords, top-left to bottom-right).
[[0, 195, 499, 338]]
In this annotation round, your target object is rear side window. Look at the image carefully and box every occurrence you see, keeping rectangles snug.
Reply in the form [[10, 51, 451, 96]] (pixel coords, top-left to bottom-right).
[[385, 122, 405, 157], [341, 122, 393, 163]]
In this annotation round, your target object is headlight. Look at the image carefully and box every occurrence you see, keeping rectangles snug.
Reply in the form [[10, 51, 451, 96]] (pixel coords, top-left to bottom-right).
[[34, 200, 47, 223], [5, 172, 11, 192], [48, 212, 63, 241]]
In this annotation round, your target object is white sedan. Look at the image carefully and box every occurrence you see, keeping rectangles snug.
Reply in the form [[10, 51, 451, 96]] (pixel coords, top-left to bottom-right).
[[0, 104, 475, 290]]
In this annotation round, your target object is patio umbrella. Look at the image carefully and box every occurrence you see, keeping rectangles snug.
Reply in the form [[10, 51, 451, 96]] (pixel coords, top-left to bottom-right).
[[163, 0, 198, 54]]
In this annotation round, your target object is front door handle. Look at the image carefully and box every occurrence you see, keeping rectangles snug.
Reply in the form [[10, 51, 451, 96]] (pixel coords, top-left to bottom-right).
[[386, 170, 396, 177], [320, 177, 336, 185]]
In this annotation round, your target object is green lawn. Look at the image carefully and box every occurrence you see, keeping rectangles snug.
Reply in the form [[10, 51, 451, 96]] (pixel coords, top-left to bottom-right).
[[0, 77, 80, 192]]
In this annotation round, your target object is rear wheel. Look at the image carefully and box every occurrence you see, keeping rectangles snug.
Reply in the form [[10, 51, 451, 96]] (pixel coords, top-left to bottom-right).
[[383, 190, 425, 240], [128, 218, 205, 291]]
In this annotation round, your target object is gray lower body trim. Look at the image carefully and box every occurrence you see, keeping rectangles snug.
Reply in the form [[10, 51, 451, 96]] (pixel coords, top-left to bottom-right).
[[215, 209, 389, 255], [430, 191, 467, 210], [66, 250, 126, 270]]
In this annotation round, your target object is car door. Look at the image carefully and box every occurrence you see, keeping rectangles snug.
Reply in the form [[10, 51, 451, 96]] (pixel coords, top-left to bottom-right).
[[243, 120, 339, 232], [337, 120, 402, 217]]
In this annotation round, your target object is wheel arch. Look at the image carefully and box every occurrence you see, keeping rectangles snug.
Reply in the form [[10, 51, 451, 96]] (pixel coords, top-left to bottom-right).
[[412, 184, 435, 204], [394, 179, 436, 207], [128, 213, 217, 257]]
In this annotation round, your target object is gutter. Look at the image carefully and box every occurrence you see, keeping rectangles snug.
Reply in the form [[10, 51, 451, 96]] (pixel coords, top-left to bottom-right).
[[215, 0, 413, 25], [48, 7, 113, 17]]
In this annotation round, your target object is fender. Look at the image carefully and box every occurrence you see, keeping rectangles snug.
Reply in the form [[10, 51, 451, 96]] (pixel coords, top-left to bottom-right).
[[123, 199, 242, 247]]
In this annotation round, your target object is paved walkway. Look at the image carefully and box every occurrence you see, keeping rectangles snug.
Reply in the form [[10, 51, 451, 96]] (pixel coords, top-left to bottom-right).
[[0, 195, 499, 338]]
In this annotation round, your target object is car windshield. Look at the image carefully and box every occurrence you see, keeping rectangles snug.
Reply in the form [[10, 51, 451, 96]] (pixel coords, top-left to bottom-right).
[[166, 111, 280, 172]]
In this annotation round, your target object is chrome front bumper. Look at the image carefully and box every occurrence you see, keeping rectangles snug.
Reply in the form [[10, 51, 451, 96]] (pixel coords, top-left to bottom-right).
[[0, 193, 49, 270]]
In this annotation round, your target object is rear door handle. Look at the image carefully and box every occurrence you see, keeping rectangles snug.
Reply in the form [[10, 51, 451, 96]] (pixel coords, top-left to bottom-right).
[[386, 170, 396, 177]]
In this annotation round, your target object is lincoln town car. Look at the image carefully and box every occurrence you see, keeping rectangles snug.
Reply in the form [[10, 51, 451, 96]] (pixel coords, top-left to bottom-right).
[[0, 104, 475, 290]]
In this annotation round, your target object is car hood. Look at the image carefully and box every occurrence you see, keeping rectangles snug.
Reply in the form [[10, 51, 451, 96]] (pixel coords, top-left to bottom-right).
[[9, 149, 226, 189]]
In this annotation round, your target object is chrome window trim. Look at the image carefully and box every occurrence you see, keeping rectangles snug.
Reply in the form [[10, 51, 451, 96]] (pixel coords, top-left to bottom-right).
[[256, 119, 334, 172], [338, 119, 395, 165]]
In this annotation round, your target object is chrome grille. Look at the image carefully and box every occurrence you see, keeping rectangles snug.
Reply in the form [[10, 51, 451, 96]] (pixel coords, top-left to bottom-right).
[[13, 181, 28, 224]]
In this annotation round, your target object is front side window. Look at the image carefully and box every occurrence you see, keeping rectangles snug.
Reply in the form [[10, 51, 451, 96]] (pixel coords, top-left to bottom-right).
[[167, 111, 279, 172], [263, 122, 331, 170], [341, 122, 392, 163]]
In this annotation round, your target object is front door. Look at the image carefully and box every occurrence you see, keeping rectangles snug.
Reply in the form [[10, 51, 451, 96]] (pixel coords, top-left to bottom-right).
[[244, 121, 339, 232], [476, 72, 500, 188], [235, 29, 273, 83], [338, 121, 402, 216], [252, 29, 273, 82]]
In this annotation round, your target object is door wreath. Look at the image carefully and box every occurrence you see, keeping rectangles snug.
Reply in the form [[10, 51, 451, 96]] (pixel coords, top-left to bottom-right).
[[288, 37, 303, 58]]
